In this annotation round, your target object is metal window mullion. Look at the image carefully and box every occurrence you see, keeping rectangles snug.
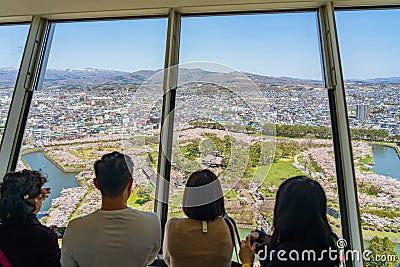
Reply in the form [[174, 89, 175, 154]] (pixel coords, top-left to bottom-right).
[[154, 9, 181, 233], [318, 3, 364, 267], [0, 16, 54, 180]]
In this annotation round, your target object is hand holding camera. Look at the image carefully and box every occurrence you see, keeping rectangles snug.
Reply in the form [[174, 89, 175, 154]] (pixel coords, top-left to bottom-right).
[[249, 229, 271, 248]]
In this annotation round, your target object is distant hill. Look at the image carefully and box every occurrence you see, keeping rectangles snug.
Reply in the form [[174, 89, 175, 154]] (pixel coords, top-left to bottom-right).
[[42, 68, 161, 89], [0, 67, 399, 90], [347, 77, 400, 84], [363, 77, 400, 84], [0, 68, 19, 88]]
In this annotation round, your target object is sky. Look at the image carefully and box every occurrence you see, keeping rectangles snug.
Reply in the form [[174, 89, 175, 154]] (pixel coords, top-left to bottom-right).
[[0, 9, 399, 80]]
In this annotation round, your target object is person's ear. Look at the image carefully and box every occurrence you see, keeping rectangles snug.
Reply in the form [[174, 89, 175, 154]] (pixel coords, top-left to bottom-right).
[[127, 178, 133, 191], [93, 178, 99, 190]]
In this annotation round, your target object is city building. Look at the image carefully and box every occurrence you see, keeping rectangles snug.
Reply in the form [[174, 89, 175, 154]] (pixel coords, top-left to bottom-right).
[[356, 104, 369, 121]]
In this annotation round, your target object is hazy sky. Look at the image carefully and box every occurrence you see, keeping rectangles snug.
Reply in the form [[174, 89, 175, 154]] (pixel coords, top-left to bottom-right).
[[0, 9, 399, 80]]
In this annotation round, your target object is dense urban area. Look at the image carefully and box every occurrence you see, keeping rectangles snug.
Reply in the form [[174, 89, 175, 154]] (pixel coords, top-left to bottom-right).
[[1, 67, 399, 247]]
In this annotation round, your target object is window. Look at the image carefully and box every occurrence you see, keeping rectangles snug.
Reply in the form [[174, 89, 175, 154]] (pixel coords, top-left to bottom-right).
[[2, 5, 398, 265], [17, 19, 167, 227], [336, 9, 400, 258], [166, 13, 342, 241], [0, 24, 29, 147]]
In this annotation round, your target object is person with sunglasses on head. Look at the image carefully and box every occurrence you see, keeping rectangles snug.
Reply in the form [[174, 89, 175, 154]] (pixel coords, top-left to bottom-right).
[[61, 151, 161, 267], [0, 170, 60, 267]]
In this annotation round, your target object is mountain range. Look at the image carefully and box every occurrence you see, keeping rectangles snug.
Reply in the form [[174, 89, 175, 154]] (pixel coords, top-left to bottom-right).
[[1, 67, 399, 90]]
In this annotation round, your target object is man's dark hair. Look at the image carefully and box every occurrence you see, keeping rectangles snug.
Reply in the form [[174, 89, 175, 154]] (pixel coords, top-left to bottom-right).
[[94, 151, 134, 198], [182, 169, 226, 221]]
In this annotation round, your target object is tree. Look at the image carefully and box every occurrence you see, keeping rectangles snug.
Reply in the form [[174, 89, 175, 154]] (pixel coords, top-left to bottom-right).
[[136, 184, 153, 204], [365, 236, 399, 267]]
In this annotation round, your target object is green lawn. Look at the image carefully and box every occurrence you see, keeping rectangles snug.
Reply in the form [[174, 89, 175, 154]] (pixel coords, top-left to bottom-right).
[[127, 189, 152, 209], [248, 165, 272, 182], [224, 189, 238, 199], [359, 156, 374, 165], [362, 229, 400, 242], [297, 155, 304, 165], [75, 146, 121, 161], [148, 151, 159, 168], [68, 149, 84, 159], [262, 158, 306, 187]]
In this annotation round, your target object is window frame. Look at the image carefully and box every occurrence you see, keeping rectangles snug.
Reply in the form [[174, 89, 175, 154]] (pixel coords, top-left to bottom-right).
[[2, 5, 399, 266]]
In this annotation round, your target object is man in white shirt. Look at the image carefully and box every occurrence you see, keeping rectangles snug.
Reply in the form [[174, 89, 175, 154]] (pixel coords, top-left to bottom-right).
[[61, 151, 161, 267]]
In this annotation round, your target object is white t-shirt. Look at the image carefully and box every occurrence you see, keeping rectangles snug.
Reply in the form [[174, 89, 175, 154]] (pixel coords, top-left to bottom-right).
[[61, 208, 161, 267]]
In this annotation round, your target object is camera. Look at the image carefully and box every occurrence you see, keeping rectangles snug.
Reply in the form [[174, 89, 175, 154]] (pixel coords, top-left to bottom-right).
[[52, 227, 66, 238]]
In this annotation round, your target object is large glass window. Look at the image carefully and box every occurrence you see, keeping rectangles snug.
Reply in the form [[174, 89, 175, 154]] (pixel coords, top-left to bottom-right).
[[336, 9, 400, 259], [167, 13, 342, 242], [0, 24, 29, 146], [16, 19, 167, 227]]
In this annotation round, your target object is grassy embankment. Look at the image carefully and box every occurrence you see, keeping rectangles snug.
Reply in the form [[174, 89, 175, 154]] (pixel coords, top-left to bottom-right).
[[257, 158, 306, 197], [327, 215, 400, 243], [127, 189, 154, 211]]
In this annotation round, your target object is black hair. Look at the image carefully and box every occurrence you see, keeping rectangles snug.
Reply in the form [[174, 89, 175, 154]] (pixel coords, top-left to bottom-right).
[[270, 176, 337, 251], [182, 169, 226, 221], [0, 170, 46, 224], [94, 151, 133, 198]]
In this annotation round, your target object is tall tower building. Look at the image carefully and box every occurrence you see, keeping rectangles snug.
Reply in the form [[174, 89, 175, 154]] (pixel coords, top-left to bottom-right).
[[356, 104, 369, 121]]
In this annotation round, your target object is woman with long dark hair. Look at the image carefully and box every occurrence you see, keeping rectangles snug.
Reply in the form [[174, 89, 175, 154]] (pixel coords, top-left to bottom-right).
[[0, 170, 61, 267], [239, 176, 339, 267], [163, 169, 234, 267]]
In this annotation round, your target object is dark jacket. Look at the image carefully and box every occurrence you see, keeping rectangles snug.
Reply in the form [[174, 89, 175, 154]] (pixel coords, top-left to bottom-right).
[[0, 220, 61, 267]]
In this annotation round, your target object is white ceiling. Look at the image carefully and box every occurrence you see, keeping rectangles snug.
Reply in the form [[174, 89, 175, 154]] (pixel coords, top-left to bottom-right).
[[0, 0, 399, 22]]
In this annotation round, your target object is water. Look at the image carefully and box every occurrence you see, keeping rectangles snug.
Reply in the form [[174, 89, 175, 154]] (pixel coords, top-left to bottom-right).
[[370, 144, 400, 257], [22, 151, 78, 211], [371, 144, 400, 180]]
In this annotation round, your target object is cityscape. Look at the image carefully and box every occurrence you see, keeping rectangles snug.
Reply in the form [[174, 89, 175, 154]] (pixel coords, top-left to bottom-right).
[[0, 67, 399, 245]]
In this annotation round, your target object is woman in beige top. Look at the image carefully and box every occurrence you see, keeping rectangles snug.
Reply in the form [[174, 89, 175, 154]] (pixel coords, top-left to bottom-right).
[[163, 169, 234, 267]]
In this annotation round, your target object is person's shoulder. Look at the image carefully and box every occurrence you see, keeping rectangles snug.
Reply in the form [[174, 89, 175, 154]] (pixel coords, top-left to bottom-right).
[[125, 208, 160, 226], [167, 217, 186, 223], [165, 217, 191, 228], [168, 217, 181, 222], [125, 208, 158, 219], [33, 220, 51, 230], [66, 210, 100, 228], [164, 217, 185, 234], [32, 220, 58, 238]]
